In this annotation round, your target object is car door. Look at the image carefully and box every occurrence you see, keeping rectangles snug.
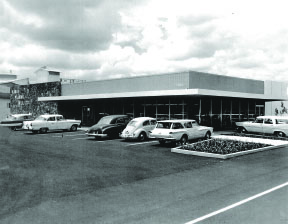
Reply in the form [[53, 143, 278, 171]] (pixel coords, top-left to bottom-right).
[[47, 116, 57, 130], [262, 118, 274, 135], [115, 117, 126, 134], [56, 116, 66, 129], [184, 122, 196, 140], [249, 118, 264, 133]]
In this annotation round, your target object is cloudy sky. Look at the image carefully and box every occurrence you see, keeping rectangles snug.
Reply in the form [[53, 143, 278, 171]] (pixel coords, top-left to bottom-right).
[[1, 0, 288, 82]]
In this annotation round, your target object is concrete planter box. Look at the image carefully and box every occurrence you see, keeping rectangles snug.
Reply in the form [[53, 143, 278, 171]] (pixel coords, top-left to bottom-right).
[[171, 136, 288, 159]]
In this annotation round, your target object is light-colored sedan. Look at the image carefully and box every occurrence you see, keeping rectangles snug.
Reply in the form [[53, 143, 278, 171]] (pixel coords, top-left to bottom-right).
[[236, 115, 288, 137], [23, 114, 81, 133], [150, 119, 213, 145], [120, 117, 157, 141]]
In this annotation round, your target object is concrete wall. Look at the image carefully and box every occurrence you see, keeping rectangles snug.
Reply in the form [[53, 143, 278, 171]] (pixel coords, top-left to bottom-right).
[[0, 84, 11, 117], [0, 98, 10, 119], [62, 72, 190, 96], [189, 71, 264, 94], [62, 71, 266, 97], [31, 69, 60, 84]]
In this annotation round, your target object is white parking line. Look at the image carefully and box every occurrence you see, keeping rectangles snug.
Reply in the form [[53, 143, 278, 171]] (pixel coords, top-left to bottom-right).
[[126, 141, 158, 146], [185, 181, 288, 224]]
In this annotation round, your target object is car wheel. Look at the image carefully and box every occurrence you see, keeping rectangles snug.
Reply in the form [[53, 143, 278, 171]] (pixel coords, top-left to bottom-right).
[[159, 140, 166, 145], [70, 125, 77, 132], [204, 131, 211, 140], [10, 127, 17, 131], [238, 127, 247, 133], [276, 132, 285, 137], [32, 130, 38, 134], [39, 128, 48, 134], [180, 135, 188, 145], [138, 132, 147, 141]]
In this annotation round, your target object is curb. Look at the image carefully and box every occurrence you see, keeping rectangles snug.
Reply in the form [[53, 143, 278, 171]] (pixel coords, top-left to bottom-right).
[[171, 136, 288, 159], [171, 144, 288, 159]]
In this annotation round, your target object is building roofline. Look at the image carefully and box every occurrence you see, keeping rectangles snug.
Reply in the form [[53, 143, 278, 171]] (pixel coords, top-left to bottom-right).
[[68, 70, 267, 85], [0, 78, 30, 87], [38, 88, 288, 102]]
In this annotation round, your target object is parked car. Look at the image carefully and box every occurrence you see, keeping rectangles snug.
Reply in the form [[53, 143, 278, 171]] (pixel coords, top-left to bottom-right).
[[120, 117, 157, 141], [23, 114, 81, 133], [235, 116, 288, 137], [0, 114, 34, 131], [86, 115, 132, 139], [150, 119, 213, 145]]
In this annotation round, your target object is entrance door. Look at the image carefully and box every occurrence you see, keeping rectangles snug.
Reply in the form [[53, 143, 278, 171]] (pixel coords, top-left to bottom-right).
[[82, 106, 94, 126], [256, 105, 264, 116]]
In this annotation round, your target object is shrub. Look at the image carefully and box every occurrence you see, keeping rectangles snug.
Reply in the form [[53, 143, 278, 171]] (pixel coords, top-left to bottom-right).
[[181, 139, 270, 155]]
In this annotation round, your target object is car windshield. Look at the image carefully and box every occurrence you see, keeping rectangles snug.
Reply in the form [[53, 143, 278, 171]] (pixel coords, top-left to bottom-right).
[[97, 116, 115, 125], [127, 120, 138, 127], [35, 116, 47, 121], [156, 122, 172, 129]]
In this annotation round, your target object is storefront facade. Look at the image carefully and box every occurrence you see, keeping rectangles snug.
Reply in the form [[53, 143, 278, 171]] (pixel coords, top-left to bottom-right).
[[38, 71, 287, 129]]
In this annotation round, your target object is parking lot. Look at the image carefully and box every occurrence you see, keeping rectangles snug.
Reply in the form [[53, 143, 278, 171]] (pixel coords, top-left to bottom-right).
[[0, 127, 287, 224]]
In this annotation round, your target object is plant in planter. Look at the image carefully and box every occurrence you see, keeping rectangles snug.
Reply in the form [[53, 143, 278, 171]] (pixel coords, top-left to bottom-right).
[[181, 139, 270, 155]]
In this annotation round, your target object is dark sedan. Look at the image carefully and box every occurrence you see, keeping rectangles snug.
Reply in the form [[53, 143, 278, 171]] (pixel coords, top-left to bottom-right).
[[0, 114, 34, 131], [86, 115, 132, 139]]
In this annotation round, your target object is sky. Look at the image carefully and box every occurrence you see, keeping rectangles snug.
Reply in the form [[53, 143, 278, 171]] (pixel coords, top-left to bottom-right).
[[1, 0, 288, 82]]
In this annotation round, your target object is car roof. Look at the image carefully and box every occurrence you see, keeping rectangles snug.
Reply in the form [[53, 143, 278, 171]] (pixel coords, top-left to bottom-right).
[[158, 119, 196, 123], [131, 117, 156, 122], [39, 114, 63, 118], [257, 116, 288, 119], [102, 115, 128, 119]]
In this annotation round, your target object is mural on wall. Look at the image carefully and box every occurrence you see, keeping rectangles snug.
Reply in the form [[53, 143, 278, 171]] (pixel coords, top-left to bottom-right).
[[274, 101, 288, 116], [10, 82, 61, 117]]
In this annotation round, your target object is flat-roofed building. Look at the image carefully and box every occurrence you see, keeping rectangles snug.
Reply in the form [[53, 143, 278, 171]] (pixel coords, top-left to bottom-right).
[[34, 71, 288, 129]]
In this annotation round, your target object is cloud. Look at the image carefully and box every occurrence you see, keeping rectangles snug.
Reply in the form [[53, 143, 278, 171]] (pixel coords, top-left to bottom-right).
[[1, 0, 288, 83], [2, 0, 146, 52]]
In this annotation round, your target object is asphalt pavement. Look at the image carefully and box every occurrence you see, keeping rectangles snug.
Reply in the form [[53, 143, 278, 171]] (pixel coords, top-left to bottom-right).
[[0, 127, 287, 224]]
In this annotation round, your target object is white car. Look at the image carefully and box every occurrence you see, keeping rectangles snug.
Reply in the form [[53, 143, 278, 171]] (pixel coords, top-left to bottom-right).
[[120, 117, 157, 141], [236, 115, 288, 137], [150, 119, 213, 145], [23, 114, 81, 134]]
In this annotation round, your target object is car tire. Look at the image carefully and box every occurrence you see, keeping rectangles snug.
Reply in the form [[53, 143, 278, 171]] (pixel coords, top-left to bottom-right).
[[238, 127, 247, 134], [70, 125, 77, 132], [138, 132, 147, 141], [159, 140, 166, 145], [39, 128, 48, 134], [10, 127, 17, 131], [276, 132, 285, 137], [180, 135, 188, 145], [204, 131, 211, 140], [32, 130, 38, 134]]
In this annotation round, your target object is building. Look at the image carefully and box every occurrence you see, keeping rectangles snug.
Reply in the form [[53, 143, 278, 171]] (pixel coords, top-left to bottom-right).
[[30, 70, 287, 129], [32, 66, 61, 84], [0, 73, 18, 119]]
